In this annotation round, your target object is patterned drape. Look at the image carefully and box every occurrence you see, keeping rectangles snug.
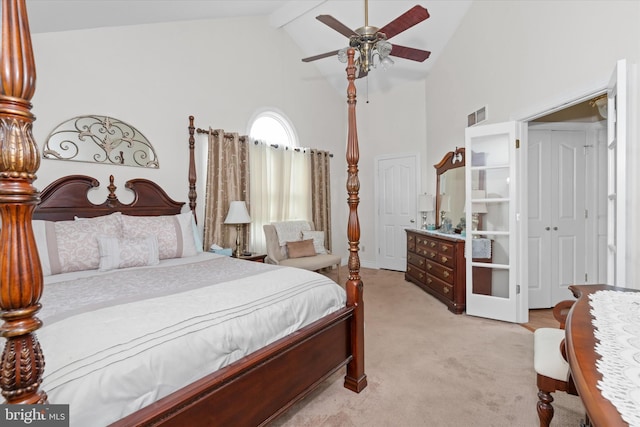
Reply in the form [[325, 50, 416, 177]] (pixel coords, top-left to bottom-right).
[[310, 150, 332, 251], [203, 129, 249, 252]]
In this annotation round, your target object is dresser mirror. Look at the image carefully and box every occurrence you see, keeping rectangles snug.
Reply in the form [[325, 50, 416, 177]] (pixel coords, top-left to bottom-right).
[[434, 147, 465, 230]]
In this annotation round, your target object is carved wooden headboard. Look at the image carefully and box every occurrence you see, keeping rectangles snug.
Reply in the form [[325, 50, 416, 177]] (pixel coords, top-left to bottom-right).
[[34, 175, 184, 221]]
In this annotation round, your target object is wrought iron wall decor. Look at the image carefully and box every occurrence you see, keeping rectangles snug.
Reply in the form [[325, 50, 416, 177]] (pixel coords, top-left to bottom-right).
[[43, 115, 159, 168]]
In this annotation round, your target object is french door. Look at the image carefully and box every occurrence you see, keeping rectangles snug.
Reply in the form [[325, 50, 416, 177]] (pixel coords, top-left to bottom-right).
[[607, 59, 628, 286], [465, 121, 527, 323]]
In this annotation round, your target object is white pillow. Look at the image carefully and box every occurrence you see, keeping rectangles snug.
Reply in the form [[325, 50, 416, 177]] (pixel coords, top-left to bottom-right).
[[121, 212, 198, 260], [33, 212, 123, 275], [97, 235, 159, 271], [190, 213, 203, 253], [302, 230, 328, 254]]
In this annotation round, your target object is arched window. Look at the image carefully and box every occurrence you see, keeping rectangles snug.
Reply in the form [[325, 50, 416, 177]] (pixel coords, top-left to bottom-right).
[[248, 110, 298, 147], [246, 109, 310, 253]]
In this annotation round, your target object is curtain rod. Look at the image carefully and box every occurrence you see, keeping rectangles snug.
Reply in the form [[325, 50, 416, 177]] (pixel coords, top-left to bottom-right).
[[195, 127, 333, 157]]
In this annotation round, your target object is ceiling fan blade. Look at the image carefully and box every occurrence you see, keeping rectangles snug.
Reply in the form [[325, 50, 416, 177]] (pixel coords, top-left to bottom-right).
[[378, 5, 430, 40], [316, 15, 358, 38], [389, 44, 431, 62], [302, 49, 341, 63]]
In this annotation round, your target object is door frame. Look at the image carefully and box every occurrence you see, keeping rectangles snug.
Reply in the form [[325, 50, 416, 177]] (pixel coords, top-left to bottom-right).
[[374, 152, 421, 269], [526, 121, 605, 308]]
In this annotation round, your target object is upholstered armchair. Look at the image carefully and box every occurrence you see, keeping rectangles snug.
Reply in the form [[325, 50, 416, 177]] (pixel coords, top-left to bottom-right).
[[263, 221, 341, 282]]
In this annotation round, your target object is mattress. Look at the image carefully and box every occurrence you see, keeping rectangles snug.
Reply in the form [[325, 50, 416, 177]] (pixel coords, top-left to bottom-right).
[[34, 252, 346, 426]]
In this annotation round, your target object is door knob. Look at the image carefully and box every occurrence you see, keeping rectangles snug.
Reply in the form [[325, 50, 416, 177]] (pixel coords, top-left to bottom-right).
[[545, 227, 550, 230], [553, 227, 558, 230], [410, 219, 415, 223]]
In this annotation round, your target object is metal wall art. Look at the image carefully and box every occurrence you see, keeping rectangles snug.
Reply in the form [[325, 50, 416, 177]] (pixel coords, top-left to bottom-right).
[[43, 115, 159, 168]]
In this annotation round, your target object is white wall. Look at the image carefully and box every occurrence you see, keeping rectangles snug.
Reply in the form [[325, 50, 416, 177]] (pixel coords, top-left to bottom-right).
[[30, 15, 429, 268], [30, 17, 350, 256], [348, 79, 427, 267], [424, 0, 640, 285]]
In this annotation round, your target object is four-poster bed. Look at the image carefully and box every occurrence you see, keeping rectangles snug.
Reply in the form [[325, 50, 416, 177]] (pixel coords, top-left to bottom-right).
[[0, 1, 366, 425]]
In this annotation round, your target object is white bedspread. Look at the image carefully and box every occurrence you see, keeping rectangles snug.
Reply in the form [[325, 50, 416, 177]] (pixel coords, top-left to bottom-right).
[[34, 252, 346, 427]]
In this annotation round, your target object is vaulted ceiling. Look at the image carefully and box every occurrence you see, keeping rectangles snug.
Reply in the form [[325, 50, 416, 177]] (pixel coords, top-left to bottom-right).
[[22, 1, 472, 94]]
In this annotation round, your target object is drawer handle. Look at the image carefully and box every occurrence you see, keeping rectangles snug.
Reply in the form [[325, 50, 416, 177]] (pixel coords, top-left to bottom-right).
[[441, 256, 448, 263], [419, 260, 424, 266], [427, 278, 432, 284], [426, 264, 432, 270], [430, 242, 436, 248], [440, 246, 449, 253], [443, 286, 450, 294], [430, 252, 437, 258], [443, 271, 450, 278]]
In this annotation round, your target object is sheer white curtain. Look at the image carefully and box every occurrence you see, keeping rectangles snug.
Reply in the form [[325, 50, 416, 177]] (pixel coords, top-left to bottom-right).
[[249, 139, 311, 253]]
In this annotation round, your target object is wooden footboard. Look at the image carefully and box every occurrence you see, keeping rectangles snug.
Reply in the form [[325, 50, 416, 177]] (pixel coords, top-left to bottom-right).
[[112, 307, 354, 427]]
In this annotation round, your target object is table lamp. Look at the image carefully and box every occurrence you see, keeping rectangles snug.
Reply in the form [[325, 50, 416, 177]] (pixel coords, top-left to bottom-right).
[[467, 190, 488, 236], [224, 201, 251, 257], [418, 194, 434, 230], [439, 194, 451, 227]]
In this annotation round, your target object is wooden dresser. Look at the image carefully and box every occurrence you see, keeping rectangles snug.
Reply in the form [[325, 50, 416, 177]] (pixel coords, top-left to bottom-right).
[[405, 229, 491, 314]]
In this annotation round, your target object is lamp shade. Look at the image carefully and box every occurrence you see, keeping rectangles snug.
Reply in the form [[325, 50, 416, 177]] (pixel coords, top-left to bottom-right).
[[440, 194, 451, 212], [464, 190, 488, 214], [224, 201, 251, 224], [418, 194, 434, 212]]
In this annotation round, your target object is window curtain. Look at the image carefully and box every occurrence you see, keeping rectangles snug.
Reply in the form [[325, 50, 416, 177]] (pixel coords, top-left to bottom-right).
[[203, 129, 249, 252], [249, 140, 311, 253], [310, 149, 332, 251]]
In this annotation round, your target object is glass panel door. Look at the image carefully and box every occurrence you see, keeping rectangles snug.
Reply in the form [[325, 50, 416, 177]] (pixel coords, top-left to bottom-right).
[[465, 121, 522, 322]]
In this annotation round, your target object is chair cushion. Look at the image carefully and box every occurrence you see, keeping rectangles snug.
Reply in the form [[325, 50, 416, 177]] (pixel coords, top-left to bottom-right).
[[534, 328, 570, 381], [278, 253, 340, 271]]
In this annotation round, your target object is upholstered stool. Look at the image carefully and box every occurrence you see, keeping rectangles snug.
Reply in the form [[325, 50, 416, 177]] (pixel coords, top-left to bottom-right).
[[533, 307, 578, 427]]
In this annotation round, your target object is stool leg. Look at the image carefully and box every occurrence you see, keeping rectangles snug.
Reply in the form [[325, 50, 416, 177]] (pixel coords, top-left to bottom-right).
[[537, 389, 554, 427]]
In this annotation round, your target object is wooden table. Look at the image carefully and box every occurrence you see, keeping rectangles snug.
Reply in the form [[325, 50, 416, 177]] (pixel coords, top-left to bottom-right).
[[566, 284, 637, 427], [232, 253, 267, 263]]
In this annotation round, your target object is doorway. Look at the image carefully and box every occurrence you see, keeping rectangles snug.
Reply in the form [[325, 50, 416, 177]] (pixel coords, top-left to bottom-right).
[[375, 153, 420, 271], [527, 101, 608, 309]]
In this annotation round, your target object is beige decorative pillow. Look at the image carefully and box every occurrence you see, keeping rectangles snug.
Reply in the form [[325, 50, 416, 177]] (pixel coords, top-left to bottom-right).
[[36, 212, 123, 275], [97, 235, 159, 271], [121, 212, 197, 260], [286, 239, 316, 258], [302, 230, 328, 254]]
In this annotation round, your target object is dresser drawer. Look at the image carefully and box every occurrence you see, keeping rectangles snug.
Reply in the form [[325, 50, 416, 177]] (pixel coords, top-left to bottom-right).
[[406, 264, 426, 282], [436, 241, 455, 258], [407, 252, 426, 270], [425, 260, 454, 284], [420, 236, 439, 251], [407, 232, 416, 252], [425, 274, 454, 302]]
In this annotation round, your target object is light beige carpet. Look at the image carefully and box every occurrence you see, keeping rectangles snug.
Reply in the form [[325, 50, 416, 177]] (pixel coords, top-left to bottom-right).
[[271, 267, 584, 426]]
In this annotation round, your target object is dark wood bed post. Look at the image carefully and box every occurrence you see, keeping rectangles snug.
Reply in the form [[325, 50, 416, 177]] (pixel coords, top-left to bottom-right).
[[343, 47, 367, 393], [0, 0, 48, 404], [188, 115, 197, 222]]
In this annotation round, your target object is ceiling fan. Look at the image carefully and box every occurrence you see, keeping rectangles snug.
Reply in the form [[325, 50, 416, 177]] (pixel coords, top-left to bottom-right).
[[302, 0, 431, 78]]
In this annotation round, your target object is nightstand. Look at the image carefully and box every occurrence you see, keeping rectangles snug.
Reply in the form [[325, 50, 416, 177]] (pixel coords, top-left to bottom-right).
[[233, 253, 267, 263]]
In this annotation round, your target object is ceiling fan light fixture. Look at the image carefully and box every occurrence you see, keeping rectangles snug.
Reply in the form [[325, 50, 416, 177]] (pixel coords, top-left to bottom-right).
[[380, 55, 394, 70], [302, 2, 431, 78], [376, 40, 392, 58], [338, 47, 349, 63]]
